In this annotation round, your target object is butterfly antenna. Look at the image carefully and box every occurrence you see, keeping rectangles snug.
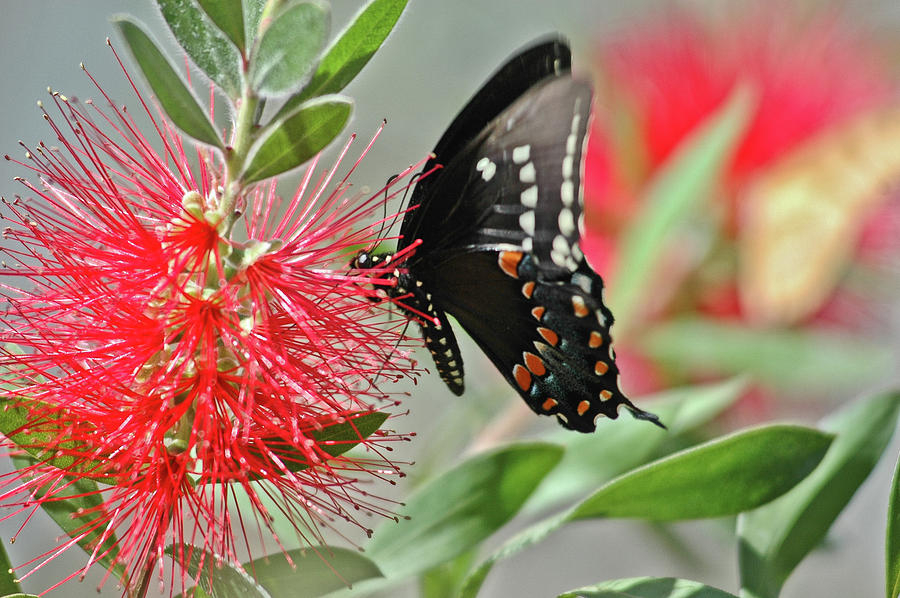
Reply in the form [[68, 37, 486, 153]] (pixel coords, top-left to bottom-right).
[[375, 174, 401, 241]]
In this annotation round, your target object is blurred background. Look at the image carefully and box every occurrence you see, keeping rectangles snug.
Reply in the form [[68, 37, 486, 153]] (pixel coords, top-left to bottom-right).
[[3, 1, 900, 596]]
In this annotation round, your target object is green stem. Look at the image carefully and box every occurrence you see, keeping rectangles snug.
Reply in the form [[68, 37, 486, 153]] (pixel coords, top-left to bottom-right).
[[219, 84, 260, 233]]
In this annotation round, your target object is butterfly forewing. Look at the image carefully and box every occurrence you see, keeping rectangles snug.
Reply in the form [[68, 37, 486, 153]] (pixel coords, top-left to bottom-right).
[[400, 38, 573, 249]]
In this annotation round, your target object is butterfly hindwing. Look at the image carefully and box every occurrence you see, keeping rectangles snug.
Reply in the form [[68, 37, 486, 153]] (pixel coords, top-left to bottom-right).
[[423, 249, 642, 433]]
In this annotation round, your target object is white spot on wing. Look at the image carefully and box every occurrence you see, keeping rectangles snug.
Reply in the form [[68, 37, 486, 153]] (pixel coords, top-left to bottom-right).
[[522, 237, 533, 252], [558, 208, 575, 237], [512, 145, 531, 164], [476, 157, 496, 181], [552, 234, 570, 254], [519, 162, 536, 183], [519, 210, 536, 236], [572, 272, 592, 294], [520, 185, 538, 208], [561, 180, 575, 206], [562, 155, 574, 180]]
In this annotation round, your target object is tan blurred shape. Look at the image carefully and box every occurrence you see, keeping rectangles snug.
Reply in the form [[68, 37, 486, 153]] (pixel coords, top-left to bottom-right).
[[739, 105, 900, 325]]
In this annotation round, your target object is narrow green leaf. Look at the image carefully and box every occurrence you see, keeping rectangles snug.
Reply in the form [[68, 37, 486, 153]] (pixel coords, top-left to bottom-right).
[[244, 0, 265, 42], [0, 401, 117, 482], [738, 391, 900, 598], [558, 577, 739, 598], [570, 425, 831, 521], [458, 512, 567, 598], [0, 539, 21, 596], [249, 0, 329, 97], [421, 551, 476, 598], [459, 425, 830, 598], [248, 546, 381, 597], [112, 17, 224, 149], [196, 0, 246, 52], [241, 96, 351, 183], [366, 443, 563, 579], [157, 0, 243, 97], [278, 0, 407, 118], [526, 377, 746, 513], [641, 317, 894, 394], [249, 411, 388, 476], [174, 544, 271, 598], [888, 451, 900, 598], [609, 84, 754, 334], [11, 455, 125, 581], [0, 594, 40, 598]]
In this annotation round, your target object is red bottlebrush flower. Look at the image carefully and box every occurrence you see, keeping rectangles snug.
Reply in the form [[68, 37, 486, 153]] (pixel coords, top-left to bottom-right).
[[0, 60, 419, 595]]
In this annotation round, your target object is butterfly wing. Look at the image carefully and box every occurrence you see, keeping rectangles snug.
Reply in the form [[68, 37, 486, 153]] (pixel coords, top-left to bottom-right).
[[400, 37, 573, 252], [419, 249, 656, 432], [396, 38, 660, 430]]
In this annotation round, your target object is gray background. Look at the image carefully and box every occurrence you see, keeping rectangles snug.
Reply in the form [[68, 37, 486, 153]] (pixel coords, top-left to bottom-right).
[[2, 1, 900, 597]]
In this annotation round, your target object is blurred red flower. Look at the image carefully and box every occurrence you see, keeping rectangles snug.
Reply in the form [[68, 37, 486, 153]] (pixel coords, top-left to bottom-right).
[[581, 4, 900, 398]]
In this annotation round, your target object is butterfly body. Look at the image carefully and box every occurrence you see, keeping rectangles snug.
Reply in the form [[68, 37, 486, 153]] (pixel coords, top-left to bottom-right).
[[357, 38, 661, 433]]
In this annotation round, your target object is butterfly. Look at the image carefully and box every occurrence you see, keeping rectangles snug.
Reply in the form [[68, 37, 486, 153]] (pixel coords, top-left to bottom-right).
[[355, 37, 662, 433]]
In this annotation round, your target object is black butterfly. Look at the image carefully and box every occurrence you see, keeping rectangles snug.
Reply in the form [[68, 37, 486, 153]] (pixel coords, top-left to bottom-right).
[[355, 37, 662, 433]]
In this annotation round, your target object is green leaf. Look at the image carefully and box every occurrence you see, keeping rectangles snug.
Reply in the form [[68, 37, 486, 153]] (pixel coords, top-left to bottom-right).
[[196, 0, 247, 52], [366, 443, 563, 579], [10, 455, 126, 581], [241, 95, 351, 183], [888, 452, 900, 598], [421, 551, 476, 598], [0, 594, 40, 598], [112, 17, 224, 149], [0, 539, 21, 596], [641, 318, 894, 394], [278, 0, 407, 118], [248, 547, 381, 597], [459, 424, 830, 598], [557, 577, 739, 598], [609, 84, 754, 334], [0, 400, 117, 482], [157, 0, 243, 97], [570, 425, 831, 521], [738, 390, 900, 598], [526, 377, 747, 513], [251, 411, 389, 476], [244, 0, 265, 43], [248, 0, 330, 97], [458, 512, 567, 598], [174, 544, 271, 598]]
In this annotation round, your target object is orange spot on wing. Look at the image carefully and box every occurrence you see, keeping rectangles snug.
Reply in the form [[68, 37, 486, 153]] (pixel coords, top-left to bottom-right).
[[589, 331, 603, 348], [577, 400, 590, 416], [513, 364, 532, 391], [599, 390, 613, 400], [594, 361, 609, 375], [523, 352, 546, 376], [498, 250, 523, 279], [531, 306, 546, 321], [542, 397, 558, 411], [522, 281, 536, 299], [537, 327, 559, 346]]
